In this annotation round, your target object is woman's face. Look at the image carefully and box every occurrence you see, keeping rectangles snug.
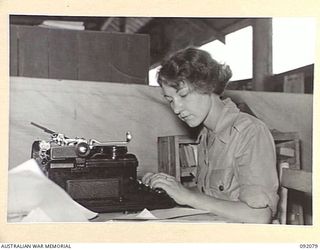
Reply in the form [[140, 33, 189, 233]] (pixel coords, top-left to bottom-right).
[[162, 82, 212, 127]]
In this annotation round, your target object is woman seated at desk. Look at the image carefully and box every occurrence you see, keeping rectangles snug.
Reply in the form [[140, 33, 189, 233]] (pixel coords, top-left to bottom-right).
[[142, 47, 279, 224]]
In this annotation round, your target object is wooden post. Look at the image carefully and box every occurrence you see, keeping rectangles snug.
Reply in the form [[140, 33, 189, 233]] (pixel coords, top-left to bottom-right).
[[252, 18, 273, 91]]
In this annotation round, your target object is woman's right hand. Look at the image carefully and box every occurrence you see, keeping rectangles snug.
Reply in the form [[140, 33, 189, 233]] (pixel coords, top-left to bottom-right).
[[141, 172, 156, 186], [142, 172, 175, 186], [141, 172, 193, 206]]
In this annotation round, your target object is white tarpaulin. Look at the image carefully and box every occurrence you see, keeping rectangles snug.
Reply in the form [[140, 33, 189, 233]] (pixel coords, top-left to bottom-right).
[[9, 77, 312, 173]]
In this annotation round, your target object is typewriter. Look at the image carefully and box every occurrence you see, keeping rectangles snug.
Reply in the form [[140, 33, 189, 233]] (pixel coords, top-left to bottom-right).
[[30, 122, 175, 213]]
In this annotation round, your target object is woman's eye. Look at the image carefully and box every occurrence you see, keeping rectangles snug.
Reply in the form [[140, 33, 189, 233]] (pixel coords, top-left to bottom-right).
[[165, 97, 173, 103]]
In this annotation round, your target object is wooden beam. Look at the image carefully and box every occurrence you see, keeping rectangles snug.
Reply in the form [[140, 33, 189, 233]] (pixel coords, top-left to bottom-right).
[[125, 17, 153, 33], [184, 19, 225, 44], [119, 18, 126, 32], [221, 18, 253, 35], [100, 17, 116, 31]]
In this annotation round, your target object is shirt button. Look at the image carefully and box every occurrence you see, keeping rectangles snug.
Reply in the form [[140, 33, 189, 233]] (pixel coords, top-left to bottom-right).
[[219, 185, 224, 191]]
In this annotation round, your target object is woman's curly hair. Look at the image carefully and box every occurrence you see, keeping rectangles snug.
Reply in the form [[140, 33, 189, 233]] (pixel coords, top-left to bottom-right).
[[157, 47, 232, 95]]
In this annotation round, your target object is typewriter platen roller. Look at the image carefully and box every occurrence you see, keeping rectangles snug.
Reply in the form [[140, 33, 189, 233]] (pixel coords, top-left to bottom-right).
[[30, 122, 175, 213]]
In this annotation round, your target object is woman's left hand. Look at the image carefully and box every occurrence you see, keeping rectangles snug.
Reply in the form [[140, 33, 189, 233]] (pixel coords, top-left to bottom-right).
[[148, 173, 193, 205]]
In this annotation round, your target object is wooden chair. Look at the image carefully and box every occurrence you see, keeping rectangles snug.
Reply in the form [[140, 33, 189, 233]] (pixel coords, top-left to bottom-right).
[[277, 164, 312, 224], [272, 130, 312, 225]]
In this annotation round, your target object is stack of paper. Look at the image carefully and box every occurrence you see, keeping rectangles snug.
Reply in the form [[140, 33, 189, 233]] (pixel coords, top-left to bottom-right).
[[39, 20, 85, 30]]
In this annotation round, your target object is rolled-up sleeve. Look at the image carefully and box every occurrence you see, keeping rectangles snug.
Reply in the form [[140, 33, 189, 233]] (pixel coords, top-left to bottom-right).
[[235, 122, 279, 216]]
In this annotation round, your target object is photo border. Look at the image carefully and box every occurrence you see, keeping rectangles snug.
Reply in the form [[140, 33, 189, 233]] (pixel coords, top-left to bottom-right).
[[0, 0, 319, 243]]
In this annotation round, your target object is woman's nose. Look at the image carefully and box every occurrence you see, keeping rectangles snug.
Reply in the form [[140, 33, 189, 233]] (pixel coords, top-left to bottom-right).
[[172, 99, 183, 114]]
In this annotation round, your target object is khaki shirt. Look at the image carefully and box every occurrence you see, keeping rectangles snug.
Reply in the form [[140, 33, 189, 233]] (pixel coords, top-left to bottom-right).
[[196, 98, 279, 216]]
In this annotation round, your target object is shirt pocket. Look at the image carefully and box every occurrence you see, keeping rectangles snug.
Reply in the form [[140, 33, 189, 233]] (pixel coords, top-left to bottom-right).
[[206, 167, 235, 199]]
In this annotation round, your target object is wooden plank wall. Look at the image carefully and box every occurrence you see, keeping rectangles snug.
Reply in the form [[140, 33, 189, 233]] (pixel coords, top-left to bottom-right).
[[10, 25, 150, 84], [18, 27, 49, 78], [49, 29, 79, 80], [9, 25, 18, 76], [78, 31, 112, 82]]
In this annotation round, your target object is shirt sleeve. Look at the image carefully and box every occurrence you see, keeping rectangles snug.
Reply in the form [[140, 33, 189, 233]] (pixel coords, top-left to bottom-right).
[[235, 121, 279, 217]]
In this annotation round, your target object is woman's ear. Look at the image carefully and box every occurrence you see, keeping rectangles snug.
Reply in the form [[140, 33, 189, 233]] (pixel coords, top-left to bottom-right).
[[178, 81, 186, 89], [178, 80, 192, 91]]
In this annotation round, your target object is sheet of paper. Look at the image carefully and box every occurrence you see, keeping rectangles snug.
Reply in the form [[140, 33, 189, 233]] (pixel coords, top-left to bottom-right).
[[8, 159, 98, 222], [135, 208, 158, 220], [21, 207, 53, 222], [112, 207, 210, 220]]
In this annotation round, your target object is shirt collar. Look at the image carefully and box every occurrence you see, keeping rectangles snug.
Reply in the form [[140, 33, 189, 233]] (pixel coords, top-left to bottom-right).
[[197, 98, 240, 144]]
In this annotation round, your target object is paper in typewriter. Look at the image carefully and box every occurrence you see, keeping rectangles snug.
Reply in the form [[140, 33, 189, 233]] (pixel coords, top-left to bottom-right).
[[7, 159, 98, 222]]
